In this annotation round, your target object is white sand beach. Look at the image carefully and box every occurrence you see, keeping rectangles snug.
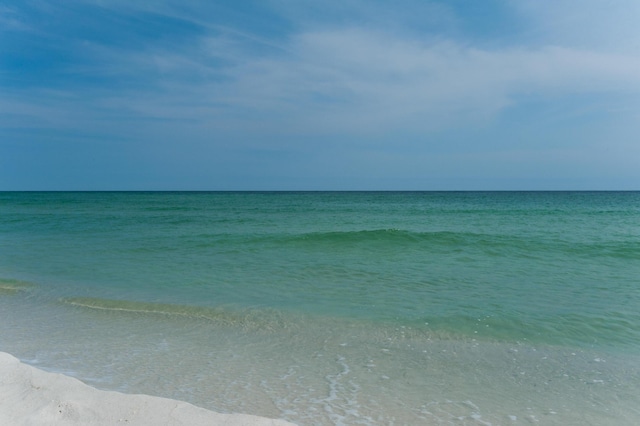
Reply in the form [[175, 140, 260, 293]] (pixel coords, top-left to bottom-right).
[[0, 352, 296, 426]]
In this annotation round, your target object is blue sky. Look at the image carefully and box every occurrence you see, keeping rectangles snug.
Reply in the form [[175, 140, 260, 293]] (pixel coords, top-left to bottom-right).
[[1, 0, 639, 190]]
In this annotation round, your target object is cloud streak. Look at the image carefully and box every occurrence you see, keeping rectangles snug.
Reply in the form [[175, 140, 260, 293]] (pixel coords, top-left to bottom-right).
[[95, 27, 640, 140], [2, 0, 639, 189]]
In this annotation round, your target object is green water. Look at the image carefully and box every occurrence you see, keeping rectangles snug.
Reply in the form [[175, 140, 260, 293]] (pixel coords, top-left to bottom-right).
[[1, 191, 639, 425]]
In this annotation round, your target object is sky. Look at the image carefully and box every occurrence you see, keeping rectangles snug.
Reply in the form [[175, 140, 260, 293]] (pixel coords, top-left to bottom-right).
[[1, 0, 639, 190]]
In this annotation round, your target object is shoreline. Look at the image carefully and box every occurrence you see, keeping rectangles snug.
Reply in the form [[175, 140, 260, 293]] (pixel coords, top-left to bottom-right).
[[0, 352, 296, 426]]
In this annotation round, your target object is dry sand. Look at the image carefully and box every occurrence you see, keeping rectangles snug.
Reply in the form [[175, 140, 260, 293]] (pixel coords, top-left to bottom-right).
[[0, 352, 296, 426]]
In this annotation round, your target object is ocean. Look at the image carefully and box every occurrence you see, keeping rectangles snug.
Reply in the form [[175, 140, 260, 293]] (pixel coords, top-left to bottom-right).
[[1, 191, 639, 425]]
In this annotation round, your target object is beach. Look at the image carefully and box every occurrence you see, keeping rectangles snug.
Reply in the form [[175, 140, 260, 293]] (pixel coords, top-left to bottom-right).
[[1, 191, 639, 425], [0, 352, 295, 426]]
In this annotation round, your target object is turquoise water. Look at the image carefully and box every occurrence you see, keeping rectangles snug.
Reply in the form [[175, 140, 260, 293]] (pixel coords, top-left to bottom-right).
[[1, 191, 639, 425]]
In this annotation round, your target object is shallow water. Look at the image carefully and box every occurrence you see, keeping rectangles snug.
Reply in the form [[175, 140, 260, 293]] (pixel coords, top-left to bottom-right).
[[1, 191, 639, 425]]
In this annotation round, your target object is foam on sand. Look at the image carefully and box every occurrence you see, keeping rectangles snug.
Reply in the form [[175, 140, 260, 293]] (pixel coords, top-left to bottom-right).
[[0, 352, 296, 426]]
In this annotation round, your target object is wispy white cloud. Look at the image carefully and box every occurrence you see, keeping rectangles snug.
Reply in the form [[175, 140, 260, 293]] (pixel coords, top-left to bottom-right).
[[512, 0, 640, 52], [7, 22, 639, 142], [0, 5, 32, 31], [3, 0, 639, 189], [112, 27, 639, 140]]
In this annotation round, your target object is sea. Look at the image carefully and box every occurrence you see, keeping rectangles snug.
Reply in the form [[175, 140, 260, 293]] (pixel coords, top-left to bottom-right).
[[1, 191, 639, 425]]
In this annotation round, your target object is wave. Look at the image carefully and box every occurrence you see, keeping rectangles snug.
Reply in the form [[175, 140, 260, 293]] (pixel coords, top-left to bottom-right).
[[0, 278, 34, 295], [284, 229, 475, 246], [268, 229, 640, 260], [60, 297, 299, 332], [51, 296, 640, 349]]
